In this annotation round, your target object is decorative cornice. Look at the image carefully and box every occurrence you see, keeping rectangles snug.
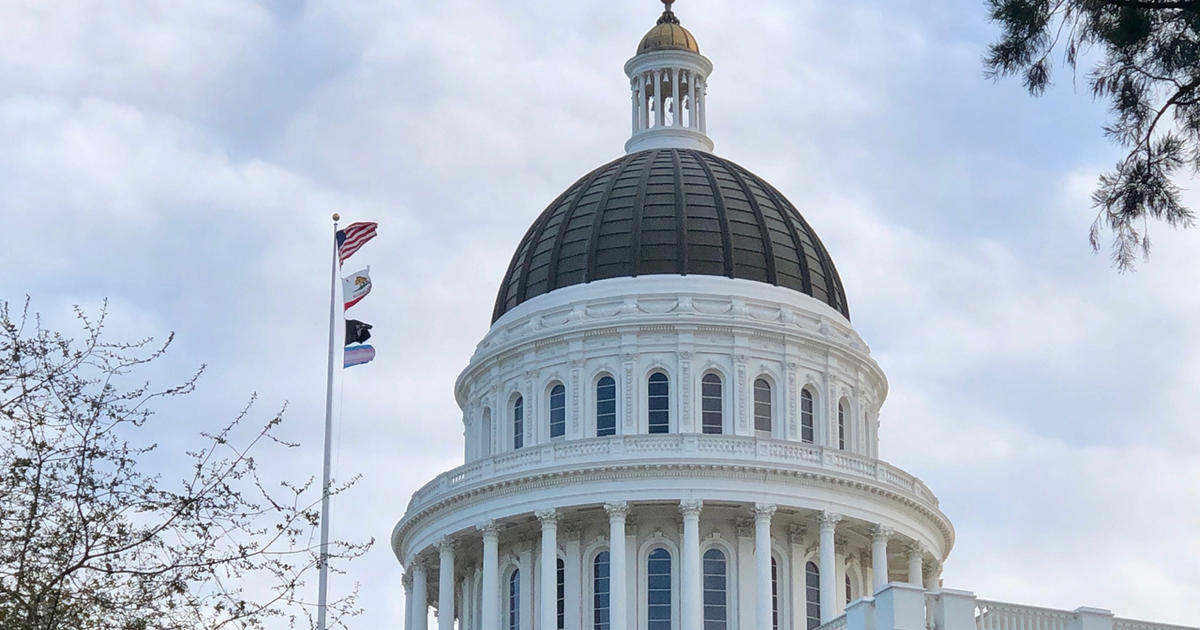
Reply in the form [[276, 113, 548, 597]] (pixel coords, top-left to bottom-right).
[[393, 460, 953, 562]]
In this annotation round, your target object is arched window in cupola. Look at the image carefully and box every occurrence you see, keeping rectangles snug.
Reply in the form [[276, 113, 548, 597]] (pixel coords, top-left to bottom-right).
[[701, 373, 723, 434], [481, 408, 493, 457], [754, 378, 772, 437], [837, 399, 848, 450], [597, 376, 617, 437], [805, 561, 820, 630], [549, 384, 566, 439], [647, 372, 670, 434], [593, 551, 610, 630], [513, 396, 524, 450], [509, 568, 521, 630], [800, 388, 815, 444], [646, 547, 672, 629], [702, 548, 728, 629]]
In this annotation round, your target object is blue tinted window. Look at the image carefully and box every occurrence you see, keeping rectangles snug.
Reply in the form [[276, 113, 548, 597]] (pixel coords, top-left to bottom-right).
[[647, 548, 672, 629], [648, 373, 669, 434], [513, 397, 524, 450], [593, 551, 610, 630], [597, 377, 617, 437], [801, 389, 814, 444], [550, 385, 566, 439], [702, 548, 727, 630], [701, 374, 722, 434]]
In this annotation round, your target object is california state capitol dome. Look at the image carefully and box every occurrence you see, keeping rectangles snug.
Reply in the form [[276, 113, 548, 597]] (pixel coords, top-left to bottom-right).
[[393, 2, 954, 630]]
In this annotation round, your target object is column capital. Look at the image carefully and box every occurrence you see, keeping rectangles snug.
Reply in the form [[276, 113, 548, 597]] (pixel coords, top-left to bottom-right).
[[561, 523, 582, 541], [437, 537, 455, 554], [604, 501, 629, 520], [908, 541, 925, 558], [819, 511, 843, 531], [478, 519, 499, 537], [679, 499, 703, 517], [753, 502, 777, 521], [403, 573, 414, 590], [536, 509, 561, 526], [787, 523, 808, 544], [870, 524, 894, 542]]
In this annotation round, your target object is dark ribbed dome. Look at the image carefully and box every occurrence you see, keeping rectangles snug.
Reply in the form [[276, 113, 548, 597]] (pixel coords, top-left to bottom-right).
[[493, 149, 849, 322]]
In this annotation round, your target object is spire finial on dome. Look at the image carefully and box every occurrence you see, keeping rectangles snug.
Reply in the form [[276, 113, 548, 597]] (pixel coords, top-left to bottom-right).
[[657, 0, 680, 25]]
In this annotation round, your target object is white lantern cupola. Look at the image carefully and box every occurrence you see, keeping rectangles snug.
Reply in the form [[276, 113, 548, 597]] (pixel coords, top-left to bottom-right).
[[624, 0, 714, 153]]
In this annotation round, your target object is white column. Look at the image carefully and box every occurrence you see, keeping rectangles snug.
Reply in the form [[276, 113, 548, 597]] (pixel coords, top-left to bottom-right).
[[460, 570, 472, 630], [735, 519, 756, 630], [671, 67, 680, 127], [412, 561, 429, 630], [654, 70, 664, 127], [538, 510, 561, 630], [631, 78, 640, 135], [819, 512, 842, 624], [787, 525, 806, 630], [871, 525, 892, 593], [518, 544, 534, 629], [680, 500, 703, 630], [687, 71, 696, 129], [697, 75, 707, 133], [563, 528, 583, 630], [480, 521, 500, 630], [908, 543, 924, 587], [606, 502, 629, 630], [754, 503, 776, 630], [438, 539, 455, 630], [403, 573, 414, 630]]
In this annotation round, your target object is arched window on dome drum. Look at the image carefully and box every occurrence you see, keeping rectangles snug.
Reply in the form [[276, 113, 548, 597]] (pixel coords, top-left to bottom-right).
[[845, 573, 852, 605], [838, 399, 847, 450], [647, 373, 670, 434], [593, 551, 610, 630], [509, 569, 521, 630], [557, 558, 565, 630], [597, 376, 617, 437], [550, 384, 566, 439], [481, 408, 492, 458], [590, 549, 609, 628], [754, 378, 772, 436], [702, 548, 727, 630], [800, 388, 815, 444], [513, 396, 524, 450], [771, 556, 780, 630], [701, 373, 723, 435], [647, 547, 672, 630], [805, 561, 820, 630]]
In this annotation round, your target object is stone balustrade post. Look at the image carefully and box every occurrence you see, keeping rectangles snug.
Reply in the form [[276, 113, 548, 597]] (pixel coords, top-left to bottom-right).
[[873, 583, 926, 630], [930, 588, 977, 630], [846, 595, 877, 630], [1070, 607, 1115, 630]]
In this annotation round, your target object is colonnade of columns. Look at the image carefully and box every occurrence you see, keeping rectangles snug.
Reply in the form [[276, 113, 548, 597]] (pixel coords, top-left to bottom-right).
[[631, 68, 706, 134], [403, 502, 935, 630]]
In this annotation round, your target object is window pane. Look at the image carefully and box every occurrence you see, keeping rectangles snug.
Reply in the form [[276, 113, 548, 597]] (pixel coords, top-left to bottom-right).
[[648, 373, 670, 434], [754, 379, 772, 434], [771, 557, 779, 630], [597, 376, 617, 437], [805, 562, 820, 630], [514, 397, 524, 450], [558, 558, 565, 630], [593, 552, 610, 630], [647, 548, 672, 629], [701, 374, 723, 434], [703, 548, 727, 630], [838, 401, 846, 450], [510, 569, 521, 630], [845, 573, 852, 605], [801, 389, 814, 444], [550, 384, 566, 439]]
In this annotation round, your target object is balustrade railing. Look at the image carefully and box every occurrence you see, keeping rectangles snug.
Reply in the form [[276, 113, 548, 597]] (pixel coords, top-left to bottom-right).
[[816, 614, 848, 630], [1114, 619, 1198, 630], [406, 434, 940, 513], [975, 601, 1077, 630]]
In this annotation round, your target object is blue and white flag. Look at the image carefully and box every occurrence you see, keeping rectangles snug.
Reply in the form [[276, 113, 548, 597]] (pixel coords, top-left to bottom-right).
[[344, 344, 375, 368]]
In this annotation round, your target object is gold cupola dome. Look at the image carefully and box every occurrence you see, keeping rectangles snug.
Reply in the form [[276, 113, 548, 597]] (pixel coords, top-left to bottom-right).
[[637, 0, 700, 54]]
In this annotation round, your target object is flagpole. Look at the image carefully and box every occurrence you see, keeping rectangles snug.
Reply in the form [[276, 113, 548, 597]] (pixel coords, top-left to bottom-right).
[[317, 212, 340, 630]]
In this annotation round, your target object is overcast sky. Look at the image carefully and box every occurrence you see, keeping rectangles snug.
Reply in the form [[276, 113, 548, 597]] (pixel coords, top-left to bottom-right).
[[3, 0, 1199, 627]]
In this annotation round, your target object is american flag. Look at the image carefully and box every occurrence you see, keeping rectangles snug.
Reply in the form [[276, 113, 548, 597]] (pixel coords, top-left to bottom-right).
[[336, 221, 378, 265]]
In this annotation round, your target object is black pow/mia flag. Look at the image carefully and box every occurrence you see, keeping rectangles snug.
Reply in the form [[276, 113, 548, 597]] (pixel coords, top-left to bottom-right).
[[345, 319, 373, 345]]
